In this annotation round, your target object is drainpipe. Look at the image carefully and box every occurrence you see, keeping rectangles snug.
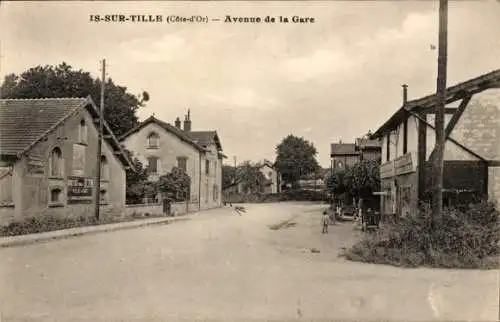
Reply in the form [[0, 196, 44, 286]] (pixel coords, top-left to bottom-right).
[[198, 151, 202, 211]]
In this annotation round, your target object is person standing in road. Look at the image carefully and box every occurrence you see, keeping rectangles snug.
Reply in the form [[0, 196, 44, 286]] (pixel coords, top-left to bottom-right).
[[322, 211, 329, 234]]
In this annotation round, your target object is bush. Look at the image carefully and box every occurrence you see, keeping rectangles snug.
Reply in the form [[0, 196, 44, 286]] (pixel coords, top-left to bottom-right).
[[0, 215, 101, 237], [343, 201, 499, 269]]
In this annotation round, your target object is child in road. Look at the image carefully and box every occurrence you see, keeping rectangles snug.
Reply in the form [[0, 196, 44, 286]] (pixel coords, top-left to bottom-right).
[[322, 210, 329, 234]]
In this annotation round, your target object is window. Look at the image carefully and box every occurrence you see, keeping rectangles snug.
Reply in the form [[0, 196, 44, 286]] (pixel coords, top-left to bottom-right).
[[268, 171, 273, 178], [50, 147, 63, 177], [79, 119, 88, 144], [0, 171, 13, 205], [100, 155, 109, 180], [147, 157, 159, 174], [147, 132, 159, 149], [205, 180, 209, 203], [177, 157, 187, 173], [50, 188, 62, 203], [100, 189, 108, 204], [205, 160, 210, 175], [403, 119, 408, 154], [386, 133, 391, 161], [213, 184, 218, 201]]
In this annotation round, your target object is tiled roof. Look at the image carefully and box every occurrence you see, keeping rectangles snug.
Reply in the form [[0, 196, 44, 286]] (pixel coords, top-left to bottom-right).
[[189, 131, 222, 151], [0, 98, 87, 155], [330, 143, 358, 156], [355, 138, 381, 149], [119, 116, 206, 152], [0, 97, 134, 170]]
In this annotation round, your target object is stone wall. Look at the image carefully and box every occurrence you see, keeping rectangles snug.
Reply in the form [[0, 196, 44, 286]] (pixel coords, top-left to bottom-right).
[[488, 167, 500, 206]]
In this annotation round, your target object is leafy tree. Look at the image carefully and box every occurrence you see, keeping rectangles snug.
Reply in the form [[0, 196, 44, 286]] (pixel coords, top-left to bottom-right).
[[0, 62, 149, 137], [275, 135, 320, 188], [343, 159, 381, 199], [235, 161, 267, 194], [124, 150, 156, 204], [325, 168, 347, 196], [157, 167, 191, 202], [222, 165, 237, 190]]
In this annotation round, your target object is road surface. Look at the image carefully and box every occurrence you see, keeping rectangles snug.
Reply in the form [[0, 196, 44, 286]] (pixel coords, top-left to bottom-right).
[[0, 202, 498, 321]]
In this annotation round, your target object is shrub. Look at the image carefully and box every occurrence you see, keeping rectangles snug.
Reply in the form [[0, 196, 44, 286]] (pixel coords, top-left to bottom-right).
[[343, 201, 499, 269]]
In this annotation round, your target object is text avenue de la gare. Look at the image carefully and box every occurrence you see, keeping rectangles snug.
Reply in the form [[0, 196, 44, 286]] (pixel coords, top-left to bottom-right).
[[89, 15, 316, 24]]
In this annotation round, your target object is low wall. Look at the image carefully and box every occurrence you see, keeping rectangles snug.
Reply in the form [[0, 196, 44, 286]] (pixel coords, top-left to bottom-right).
[[125, 201, 197, 217]]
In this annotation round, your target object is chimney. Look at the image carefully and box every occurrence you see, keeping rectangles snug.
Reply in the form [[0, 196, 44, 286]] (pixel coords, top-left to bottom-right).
[[183, 109, 191, 132], [174, 117, 181, 129], [402, 84, 408, 105]]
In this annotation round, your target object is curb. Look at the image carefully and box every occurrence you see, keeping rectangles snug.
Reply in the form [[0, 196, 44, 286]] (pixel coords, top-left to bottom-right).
[[0, 216, 191, 248]]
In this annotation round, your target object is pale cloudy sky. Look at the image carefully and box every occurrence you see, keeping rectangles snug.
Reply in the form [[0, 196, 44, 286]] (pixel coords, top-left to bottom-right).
[[1, 1, 500, 167]]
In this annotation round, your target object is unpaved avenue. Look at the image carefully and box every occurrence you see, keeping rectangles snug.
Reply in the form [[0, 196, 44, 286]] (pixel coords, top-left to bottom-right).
[[0, 202, 497, 321]]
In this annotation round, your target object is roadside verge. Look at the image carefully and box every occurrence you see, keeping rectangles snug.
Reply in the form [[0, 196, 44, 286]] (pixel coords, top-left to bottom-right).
[[0, 216, 191, 248]]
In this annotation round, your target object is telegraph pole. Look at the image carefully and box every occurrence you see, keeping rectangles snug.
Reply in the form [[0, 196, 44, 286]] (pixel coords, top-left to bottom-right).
[[432, 0, 448, 229], [94, 59, 105, 221]]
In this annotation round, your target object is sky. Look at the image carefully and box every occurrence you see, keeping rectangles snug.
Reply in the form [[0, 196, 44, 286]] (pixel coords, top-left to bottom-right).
[[1, 1, 500, 167]]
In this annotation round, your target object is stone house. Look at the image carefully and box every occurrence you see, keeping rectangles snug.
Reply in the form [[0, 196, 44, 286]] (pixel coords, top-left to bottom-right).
[[119, 110, 225, 211], [258, 160, 281, 194], [0, 97, 133, 226], [330, 138, 381, 170], [370, 69, 500, 216]]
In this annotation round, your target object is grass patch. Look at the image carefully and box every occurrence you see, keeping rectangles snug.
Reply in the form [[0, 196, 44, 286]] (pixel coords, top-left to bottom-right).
[[342, 201, 500, 269], [0, 213, 168, 237]]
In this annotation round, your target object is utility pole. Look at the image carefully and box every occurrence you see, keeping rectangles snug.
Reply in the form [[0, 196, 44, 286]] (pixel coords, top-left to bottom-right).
[[432, 0, 448, 229], [233, 156, 237, 168], [94, 59, 105, 221]]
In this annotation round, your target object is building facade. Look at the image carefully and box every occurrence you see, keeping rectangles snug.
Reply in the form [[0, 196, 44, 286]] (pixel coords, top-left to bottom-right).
[[120, 111, 225, 211], [0, 97, 133, 226], [371, 69, 500, 216], [258, 160, 281, 194], [330, 138, 381, 170]]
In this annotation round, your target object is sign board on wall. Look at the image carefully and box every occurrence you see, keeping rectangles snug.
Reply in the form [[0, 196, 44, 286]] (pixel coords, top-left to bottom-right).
[[67, 176, 93, 203]]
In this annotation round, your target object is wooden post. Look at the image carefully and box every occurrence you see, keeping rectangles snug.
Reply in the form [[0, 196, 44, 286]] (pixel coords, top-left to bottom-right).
[[94, 59, 105, 221], [431, 0, 448, 229]]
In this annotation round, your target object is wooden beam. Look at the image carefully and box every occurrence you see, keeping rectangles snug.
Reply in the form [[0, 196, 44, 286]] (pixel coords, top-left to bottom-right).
[[487, 160, 500, 167], [444, 95, 472, 138], [422, 107, 458, 114], [428, 95, 472, 162]]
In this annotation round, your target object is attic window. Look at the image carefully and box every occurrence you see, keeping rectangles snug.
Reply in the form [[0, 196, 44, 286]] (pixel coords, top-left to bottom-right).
[[147, 132, 159, 149]]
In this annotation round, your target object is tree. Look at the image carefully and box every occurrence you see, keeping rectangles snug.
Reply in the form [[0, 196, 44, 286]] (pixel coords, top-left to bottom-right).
[[124, 149, 156, 204], [343, 159, 381, 199], [275, 135, 320, 188], [222, 165, 237, 190], [157, 167, 191, 202], [236, 161, 267, 194], [325, 168, 347, 196], [0, 62, 148, 137]]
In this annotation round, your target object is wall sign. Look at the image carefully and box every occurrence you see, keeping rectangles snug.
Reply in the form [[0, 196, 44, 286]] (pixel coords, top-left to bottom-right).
[[67, 176, 93, 203]]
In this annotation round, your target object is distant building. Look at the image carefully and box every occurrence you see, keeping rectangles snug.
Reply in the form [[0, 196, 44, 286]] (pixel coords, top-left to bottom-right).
[[0, 97, 133, 226], [258, 160, 281, 194], [371, 69, 500, 216], [330, 138, 381, 170], [120, 110, 226, 211]]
